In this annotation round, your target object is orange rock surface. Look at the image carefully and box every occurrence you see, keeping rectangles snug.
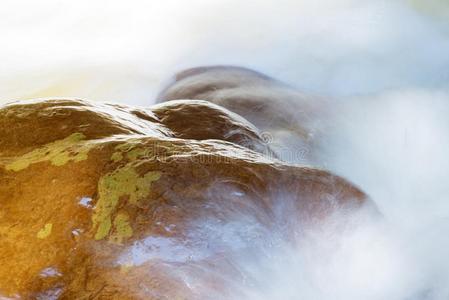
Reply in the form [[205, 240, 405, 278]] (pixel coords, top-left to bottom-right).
[[0, 98, 370, 299]]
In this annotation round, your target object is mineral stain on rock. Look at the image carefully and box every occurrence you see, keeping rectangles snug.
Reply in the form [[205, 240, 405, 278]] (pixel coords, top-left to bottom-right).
[[37, 223, 53, 239], [114, 142, 154, 162], [110, 211, 134, 244], [92, 153, 161, 241], [110, 151, 123, 162], [5, 132, 92, 171]]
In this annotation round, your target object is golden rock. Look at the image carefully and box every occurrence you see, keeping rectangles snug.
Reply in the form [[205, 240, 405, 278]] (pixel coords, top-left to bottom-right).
[[0, 97, 371, 299]]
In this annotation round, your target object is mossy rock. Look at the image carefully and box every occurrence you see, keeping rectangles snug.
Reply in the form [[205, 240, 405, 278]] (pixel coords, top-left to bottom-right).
[[0, 98, 372, 299]]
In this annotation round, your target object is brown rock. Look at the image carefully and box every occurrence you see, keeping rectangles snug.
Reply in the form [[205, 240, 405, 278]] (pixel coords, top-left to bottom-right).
[[157, 65, 331, 163], [0, 98, 371, 299]]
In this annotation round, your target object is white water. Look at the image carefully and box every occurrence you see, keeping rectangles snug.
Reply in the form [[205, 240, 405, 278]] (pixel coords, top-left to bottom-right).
[[1, 0, 449, 299]]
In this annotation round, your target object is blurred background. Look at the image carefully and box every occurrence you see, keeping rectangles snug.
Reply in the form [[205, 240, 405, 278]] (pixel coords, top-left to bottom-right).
[[1, 0, 449, 299], [0, 0, 448, 104]]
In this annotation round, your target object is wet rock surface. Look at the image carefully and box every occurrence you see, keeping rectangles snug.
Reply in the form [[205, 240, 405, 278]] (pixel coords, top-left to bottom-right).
[[158, 66, 331, 164], [0, 94, 371, 298]]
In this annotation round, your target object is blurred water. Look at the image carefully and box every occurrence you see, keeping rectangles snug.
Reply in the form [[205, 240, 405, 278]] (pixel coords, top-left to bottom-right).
[[1, 0, 448, 104]]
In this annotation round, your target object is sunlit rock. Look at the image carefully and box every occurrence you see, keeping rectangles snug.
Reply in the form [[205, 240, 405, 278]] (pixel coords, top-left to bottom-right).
[[0, 98, 372, 299]]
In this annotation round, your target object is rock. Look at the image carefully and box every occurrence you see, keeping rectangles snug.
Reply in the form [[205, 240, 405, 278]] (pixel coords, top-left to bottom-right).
[[0, 98, 371, 299], [157, 65, 331, 164]]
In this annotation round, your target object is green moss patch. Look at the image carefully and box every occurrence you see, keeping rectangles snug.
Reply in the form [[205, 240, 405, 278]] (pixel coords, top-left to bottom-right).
[[5, 133, 93, 171], [92, 157, 161, 242]]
